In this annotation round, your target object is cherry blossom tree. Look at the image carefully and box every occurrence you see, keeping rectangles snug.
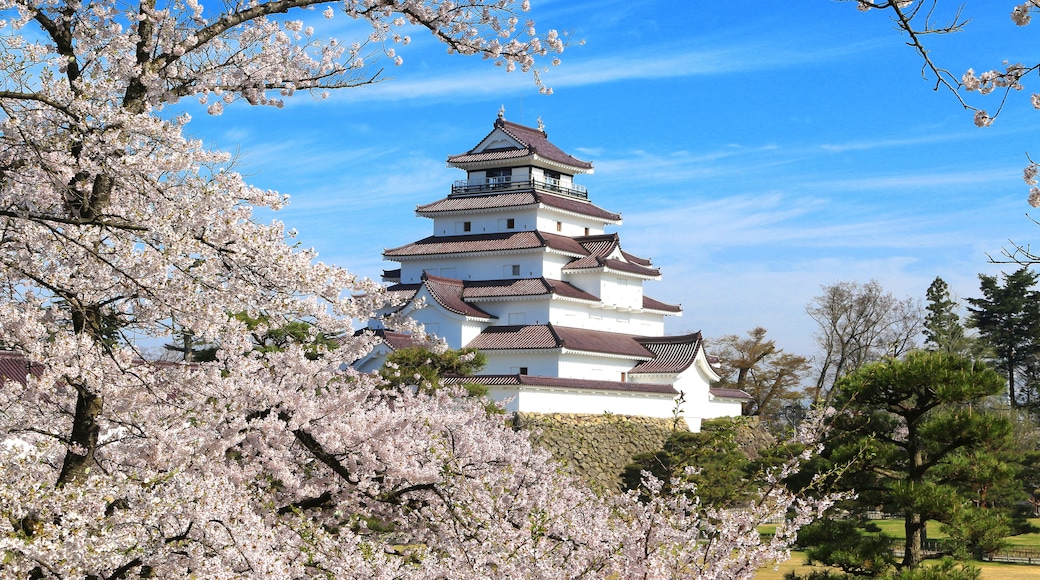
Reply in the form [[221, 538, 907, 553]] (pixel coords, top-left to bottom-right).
[[0, 0, 832, 576]]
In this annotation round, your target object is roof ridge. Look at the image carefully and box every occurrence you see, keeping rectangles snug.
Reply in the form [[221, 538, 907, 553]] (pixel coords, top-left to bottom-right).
[[545, 322, 564, 348]]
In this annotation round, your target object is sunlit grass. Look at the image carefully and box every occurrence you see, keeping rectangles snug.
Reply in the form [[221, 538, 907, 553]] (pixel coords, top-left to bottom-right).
[[755, 519, 1040, 578]]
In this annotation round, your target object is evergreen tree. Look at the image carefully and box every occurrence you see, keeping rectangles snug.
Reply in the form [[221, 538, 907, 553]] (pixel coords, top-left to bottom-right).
[[810, 352, 1015, 569], [923, 276, 971, 355], [966, 267, 1040, 406]]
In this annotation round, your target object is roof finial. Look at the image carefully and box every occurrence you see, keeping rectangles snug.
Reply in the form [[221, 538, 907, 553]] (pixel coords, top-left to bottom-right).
[[537, 117, 545, 133], [498, 105, 505, 120]]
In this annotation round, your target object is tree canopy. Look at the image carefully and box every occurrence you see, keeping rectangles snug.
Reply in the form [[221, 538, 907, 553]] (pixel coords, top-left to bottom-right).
[[712, 327, 810, 431], [0, 0, 835, 576], [966, 267, 1040, 406], [810, 351, 1015, 570], [807, 280, 921, 404]]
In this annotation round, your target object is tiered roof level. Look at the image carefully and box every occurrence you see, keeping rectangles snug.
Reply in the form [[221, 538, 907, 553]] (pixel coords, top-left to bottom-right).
[[383, 112, 679, 339]]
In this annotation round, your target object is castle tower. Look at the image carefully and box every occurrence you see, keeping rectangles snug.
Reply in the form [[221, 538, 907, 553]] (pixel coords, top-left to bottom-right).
[[362, 113, 748, 430]]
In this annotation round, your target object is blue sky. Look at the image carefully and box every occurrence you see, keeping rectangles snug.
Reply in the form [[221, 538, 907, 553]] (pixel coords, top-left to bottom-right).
[[179, 0, 1040, 359]]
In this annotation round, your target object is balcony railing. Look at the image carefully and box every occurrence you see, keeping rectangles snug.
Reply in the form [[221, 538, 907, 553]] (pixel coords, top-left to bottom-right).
[[451, 176, 588, 200]]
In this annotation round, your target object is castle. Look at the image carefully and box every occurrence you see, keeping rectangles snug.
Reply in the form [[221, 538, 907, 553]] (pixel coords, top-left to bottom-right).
[[354, 113, 748, 431]]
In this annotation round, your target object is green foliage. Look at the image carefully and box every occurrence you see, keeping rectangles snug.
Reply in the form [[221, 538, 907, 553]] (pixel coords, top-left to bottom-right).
[[966, 267, 1040, 406], [923, 277, 974, 356], [940, 505, 1010, 558], [621, 417, 773, 508], [807, 351, 1016, 569], [886, 558, 980, 580], [797, 519, 896, 576], [164, 327, 217, 362], [380, 346, 487, 393], [232, 311, 340, 360]]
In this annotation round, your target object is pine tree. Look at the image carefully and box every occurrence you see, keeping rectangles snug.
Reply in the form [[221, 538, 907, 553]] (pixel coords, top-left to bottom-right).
[[923, 276, 971, 355], [967, 268, 1040, 406]]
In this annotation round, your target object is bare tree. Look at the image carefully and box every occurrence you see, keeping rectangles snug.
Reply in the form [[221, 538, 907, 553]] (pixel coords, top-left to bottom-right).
[[807, 280, 922, 404]]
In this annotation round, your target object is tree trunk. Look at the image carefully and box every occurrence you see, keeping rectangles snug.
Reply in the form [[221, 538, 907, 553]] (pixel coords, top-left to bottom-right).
[[57, 384, 102, 485], [903, 511, 925, 568]]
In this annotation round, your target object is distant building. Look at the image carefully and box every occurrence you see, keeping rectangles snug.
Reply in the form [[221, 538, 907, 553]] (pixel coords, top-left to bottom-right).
[[355, 113, 748, 430]]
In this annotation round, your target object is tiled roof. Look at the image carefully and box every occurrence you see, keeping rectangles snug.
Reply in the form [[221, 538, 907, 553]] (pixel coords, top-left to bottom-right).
[[545, 279, 602, 302], [447, 118, 594, 171], [468, 324, 560, 350], [467, 324, 654, 359], [415, 191, 620, 222], [422, 273, 496, 319], [384, 283, 420, 305], [554, 234, 661, 278], [0, 351, 43, 386], [642, 295, 682, 313], [629, 332, 705, 374], [383, 231, 589, 259], [417, 192, 535, 214], [621, 250, 652, 267], [538, 193, 620, 221], [441, 373, 677, 395], [710, 387, 753, 401], [563, 256, 661, 278], [461, 277, 599, 303], [353, 328, 420, 351], [384, 231, 544, 258], [381, 268, 401, 282]]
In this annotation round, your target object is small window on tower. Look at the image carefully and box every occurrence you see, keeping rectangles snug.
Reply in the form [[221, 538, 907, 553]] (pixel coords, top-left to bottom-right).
[[556, 221, 562, 232], [507, 218, 515, 229], [584, 227, 590, 236], [520, 367, 528, 375], [464, 221, 472, 232]]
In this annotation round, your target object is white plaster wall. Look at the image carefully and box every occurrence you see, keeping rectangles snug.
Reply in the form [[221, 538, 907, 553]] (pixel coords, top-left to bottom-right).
[[487, 386, 675, 418], [540, 254, 572, 280], [557, 352, 638, 382], [479, 351, 559, 377], [408, 306, 464, 349], [702, 398, 745, 420], [397, 253, 545, 284], [430, 208, 539, 237], [459, 321, 486, 349], [606, 275, 644, 310], [475, 299, 552, 327], [627, 311, 666, 336], [563, 270, 602, 298], [535, 213, 604, 237]]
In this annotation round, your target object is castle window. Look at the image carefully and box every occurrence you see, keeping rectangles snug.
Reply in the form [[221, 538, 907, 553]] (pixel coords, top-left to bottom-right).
[[556, 221, 562, 232], [544, 169, 561, 189], [504, 264, 521, 277], [487, 168, 511, 187], [499, 218, 515, 230], [584, 227, 590, 236]]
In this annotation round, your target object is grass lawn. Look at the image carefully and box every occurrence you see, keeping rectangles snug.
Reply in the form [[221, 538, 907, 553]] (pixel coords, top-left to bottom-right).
[[755, 551, 1040, 579], [755, 518, 1040, 578]]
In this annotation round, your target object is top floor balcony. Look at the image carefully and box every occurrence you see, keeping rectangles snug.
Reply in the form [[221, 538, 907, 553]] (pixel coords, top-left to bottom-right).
[[451, 176, 589, 200]]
